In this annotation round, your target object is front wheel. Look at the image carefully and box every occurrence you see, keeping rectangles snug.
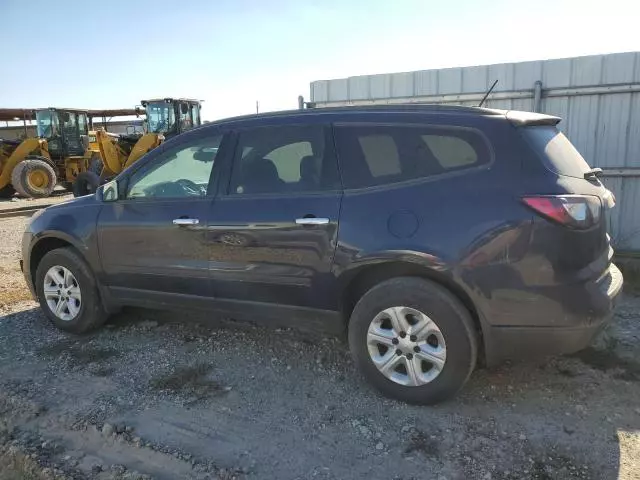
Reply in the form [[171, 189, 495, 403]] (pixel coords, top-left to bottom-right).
[[35, 247, 109, 333], [348, 277, 478, 405]]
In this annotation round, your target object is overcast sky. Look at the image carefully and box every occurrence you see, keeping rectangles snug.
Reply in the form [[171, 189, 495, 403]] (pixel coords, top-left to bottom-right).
[[1, 0, 639, 120]]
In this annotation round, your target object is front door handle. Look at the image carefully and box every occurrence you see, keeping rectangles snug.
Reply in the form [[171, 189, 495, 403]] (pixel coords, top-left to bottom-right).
[[295, 217, 329, 225], [173, 218, 200, 225]]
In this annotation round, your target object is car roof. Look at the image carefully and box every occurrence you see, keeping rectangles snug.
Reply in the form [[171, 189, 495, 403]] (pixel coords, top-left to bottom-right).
[[197, 104, 560, 130]]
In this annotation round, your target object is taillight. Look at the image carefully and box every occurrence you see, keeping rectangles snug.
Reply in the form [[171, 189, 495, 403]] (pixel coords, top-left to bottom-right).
[[522, 195, 602, 229]]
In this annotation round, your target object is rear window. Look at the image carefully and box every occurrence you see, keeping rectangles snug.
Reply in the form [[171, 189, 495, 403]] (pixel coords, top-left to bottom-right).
[[335, 124, 490, 189], [522, 126, 592, 179]]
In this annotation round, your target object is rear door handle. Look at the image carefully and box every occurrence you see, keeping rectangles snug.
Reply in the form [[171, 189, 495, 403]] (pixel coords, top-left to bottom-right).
[[295, 217, 329, 225], [173, 218, 200, 225]]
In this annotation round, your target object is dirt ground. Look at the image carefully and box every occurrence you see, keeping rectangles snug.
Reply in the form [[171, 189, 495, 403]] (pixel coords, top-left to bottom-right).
[[1, 214, 639, 480], [0, 190, 73, 212]]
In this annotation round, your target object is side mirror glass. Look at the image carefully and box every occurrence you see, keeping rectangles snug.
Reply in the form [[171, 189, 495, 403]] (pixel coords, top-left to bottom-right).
[[103, 179, 119, 202]]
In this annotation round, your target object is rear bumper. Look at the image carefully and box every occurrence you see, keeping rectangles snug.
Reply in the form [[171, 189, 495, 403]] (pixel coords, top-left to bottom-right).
[[483, 262, 623, 366]]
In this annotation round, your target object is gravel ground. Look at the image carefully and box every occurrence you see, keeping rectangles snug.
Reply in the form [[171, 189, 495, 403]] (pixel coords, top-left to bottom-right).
[[1, 215, 639, 480]]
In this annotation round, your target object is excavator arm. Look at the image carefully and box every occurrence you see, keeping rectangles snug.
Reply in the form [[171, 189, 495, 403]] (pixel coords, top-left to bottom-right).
[[95, 129, 163, 176], [123, 133, 163, 169]]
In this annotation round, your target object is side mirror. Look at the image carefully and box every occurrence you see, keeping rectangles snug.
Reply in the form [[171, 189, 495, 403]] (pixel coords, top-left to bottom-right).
[[102, 179, 119, 202]]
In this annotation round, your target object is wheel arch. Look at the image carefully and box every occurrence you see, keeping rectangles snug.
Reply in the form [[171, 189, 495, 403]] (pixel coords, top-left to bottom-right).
[[339, 259, 484, 352], [28, 234, 87, 287]]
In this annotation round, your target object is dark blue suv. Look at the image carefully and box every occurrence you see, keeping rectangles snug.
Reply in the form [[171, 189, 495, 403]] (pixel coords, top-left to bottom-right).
[[21, 105, 622, 404]]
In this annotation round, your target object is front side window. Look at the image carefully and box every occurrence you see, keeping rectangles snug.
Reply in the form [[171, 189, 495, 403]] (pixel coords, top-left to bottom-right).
[[146, 102, 175, 134], [127, 134, 222, 199], [230, 125, 336, 195], [335, 124, 490, 189]]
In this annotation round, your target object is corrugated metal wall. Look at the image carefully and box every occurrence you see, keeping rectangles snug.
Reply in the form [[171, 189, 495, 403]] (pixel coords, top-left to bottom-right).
[[310, 52, 640, 251]]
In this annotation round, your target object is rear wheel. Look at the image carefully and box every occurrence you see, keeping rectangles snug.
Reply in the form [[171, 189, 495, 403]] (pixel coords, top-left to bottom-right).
[[35, 247, 109, 333], [11, 157, 56, 198], [348, 277, 478, 404]]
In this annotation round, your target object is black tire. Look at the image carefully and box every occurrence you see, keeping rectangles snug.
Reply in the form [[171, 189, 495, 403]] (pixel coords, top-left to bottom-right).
[[72, 171, 100, 197], [35, 247, 108, 333], [348, 277, 478, 405], [11, 158, 57, 198], [0, 183, 15, 199]]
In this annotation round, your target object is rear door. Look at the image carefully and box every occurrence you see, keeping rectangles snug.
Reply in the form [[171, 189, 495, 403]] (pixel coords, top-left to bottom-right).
[[97, 128, 229, 301], [206, 122, 343, 311]]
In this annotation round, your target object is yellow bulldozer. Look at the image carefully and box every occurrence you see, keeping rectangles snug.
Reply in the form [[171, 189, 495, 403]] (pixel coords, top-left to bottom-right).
[[0, 107, 138, 199], [73, 98, 202, 196]]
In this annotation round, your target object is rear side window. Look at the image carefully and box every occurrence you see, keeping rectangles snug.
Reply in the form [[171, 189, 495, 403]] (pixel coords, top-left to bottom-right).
[[522, 126, 592, 179], [335, 124, 490, 189], [229, 125, 339, 195]]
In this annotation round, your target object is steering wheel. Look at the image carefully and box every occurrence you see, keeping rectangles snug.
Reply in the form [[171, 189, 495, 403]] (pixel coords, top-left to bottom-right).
[[176, 178, 203, 196]]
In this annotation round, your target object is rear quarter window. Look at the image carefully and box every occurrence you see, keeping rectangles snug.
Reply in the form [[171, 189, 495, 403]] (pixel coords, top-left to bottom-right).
[[334, 124, 490, 189], [522, 126, 592, 178]]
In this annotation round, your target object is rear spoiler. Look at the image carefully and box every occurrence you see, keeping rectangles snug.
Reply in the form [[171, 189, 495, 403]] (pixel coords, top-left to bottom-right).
[[506, 110, 561, 127]]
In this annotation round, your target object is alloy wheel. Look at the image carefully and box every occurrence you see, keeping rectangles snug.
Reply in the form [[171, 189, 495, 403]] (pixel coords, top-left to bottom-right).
[[367, 306, 446, 386], [43, 266, 82, 321]]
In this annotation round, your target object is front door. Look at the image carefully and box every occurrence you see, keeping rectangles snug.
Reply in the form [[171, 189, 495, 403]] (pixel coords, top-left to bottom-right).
[[97, 129, 227, 302], [206, 123, 343, 312]]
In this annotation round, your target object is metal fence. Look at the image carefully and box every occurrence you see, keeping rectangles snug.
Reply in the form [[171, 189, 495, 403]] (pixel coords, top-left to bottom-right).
[[310, 52, 640, 251]]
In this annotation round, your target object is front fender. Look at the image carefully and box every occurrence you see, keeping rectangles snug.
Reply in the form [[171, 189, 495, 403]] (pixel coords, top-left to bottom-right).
[[26, 199, 102, 279]]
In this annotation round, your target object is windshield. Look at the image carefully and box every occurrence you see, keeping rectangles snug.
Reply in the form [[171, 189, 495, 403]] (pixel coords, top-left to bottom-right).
[[36, 110, 59, 138], [146, 102, 175, 133]]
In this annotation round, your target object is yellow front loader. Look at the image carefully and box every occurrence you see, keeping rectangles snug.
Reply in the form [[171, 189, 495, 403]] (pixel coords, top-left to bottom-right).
[[72, 98, 203, 196], [0, 107, 101, 198], [0, 107, 145, 199]]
